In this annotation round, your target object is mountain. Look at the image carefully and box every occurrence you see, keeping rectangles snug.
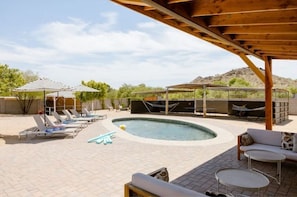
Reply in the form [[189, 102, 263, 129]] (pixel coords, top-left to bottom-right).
[[191, 67, 297, 89]]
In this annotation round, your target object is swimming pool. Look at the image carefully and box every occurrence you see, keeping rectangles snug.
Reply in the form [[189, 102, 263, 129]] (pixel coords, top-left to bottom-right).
[[112, 117, 216, 141]]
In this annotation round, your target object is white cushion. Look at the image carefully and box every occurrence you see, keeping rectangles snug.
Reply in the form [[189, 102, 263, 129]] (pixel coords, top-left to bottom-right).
[[241, 143, 297, 161], [132, 173, 207, 197], [247, 128, 282, 146]]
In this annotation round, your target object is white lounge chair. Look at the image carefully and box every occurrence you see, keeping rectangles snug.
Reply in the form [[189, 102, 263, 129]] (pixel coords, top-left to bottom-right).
[[44, 115, 84, 131], [33, 115, 78, 138], [62, 110, 94, 123], [82, 108, 107, 119], [69, 109, 97, 122], [52, 112, 87, 127]]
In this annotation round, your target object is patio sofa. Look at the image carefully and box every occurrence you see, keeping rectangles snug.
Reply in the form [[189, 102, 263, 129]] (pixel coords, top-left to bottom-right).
[[237, 128, 297, 161], [124, 167, 207, 197]]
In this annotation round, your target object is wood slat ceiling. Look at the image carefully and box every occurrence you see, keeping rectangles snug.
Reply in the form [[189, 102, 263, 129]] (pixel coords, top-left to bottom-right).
[[111, 0, 297, 60]]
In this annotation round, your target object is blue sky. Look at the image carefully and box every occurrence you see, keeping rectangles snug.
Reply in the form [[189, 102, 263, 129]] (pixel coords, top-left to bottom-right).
[[1, 0, 296, 89]]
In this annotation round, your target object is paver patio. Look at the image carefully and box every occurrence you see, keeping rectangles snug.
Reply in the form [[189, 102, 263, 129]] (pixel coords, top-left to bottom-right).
[[0, 111, 296, 196]]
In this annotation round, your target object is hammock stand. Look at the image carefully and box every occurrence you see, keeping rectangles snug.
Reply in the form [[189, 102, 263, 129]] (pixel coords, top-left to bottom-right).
[[142, 101, 179, 113]]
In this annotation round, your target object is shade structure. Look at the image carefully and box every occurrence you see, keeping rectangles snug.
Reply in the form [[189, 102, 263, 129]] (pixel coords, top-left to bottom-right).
[[46, 91, 75, 99], [71, 84, 100, 112], [167, 83, 226, 117], [46, 91, 76, 112], [14, 78, 70, 124]]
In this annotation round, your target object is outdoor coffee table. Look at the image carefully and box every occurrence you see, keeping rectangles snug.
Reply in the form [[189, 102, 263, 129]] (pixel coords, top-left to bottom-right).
[[244, 150, 286, 184], [215, 168, 269, 196]]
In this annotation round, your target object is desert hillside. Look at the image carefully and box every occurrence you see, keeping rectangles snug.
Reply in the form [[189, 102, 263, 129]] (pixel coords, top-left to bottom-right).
[[191, 67, 297, 89]]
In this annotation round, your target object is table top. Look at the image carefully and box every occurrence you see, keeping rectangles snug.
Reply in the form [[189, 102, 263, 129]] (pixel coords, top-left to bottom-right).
[[215, 168, 270, 190], [244, 150, 286, 162]]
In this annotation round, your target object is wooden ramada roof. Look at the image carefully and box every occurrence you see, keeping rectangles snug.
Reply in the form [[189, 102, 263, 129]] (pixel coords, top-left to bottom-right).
[[111, 0, 297, 60]]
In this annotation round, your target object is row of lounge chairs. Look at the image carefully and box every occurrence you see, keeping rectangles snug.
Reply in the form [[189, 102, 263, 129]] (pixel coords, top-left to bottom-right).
[[19, 108, 107, 139]]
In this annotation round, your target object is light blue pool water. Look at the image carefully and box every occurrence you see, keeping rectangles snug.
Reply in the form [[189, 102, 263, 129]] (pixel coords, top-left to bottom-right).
[[112, 117, 216, 141]]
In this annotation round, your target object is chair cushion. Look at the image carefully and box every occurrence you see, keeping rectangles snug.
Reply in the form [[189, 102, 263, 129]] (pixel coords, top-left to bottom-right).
[[132, 173, 207, 197], [247, 128, 281, 146], [240, 143, 297, 161]]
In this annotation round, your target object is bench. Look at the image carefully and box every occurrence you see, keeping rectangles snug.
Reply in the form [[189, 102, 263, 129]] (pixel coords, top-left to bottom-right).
[[237, 128, 297, 161], [124, 167, 207, 197]]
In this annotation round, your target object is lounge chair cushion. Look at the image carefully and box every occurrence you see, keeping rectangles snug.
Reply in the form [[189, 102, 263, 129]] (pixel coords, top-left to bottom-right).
[[131, 173, 206, 197]]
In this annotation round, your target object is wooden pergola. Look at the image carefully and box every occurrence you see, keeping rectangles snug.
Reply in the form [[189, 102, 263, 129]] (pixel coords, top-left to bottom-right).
[[111, 0, 297, 130]]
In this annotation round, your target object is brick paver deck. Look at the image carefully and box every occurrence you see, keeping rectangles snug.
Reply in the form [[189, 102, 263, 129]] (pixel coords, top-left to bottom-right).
[[0, 111, 296, 196]]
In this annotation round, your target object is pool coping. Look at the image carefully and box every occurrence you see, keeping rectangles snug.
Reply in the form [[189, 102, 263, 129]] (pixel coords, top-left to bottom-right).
[[102, 114, 235, 147]]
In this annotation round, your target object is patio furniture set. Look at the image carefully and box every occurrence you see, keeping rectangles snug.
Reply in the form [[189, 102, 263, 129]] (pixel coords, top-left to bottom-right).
[[125, 128, 297, 196]]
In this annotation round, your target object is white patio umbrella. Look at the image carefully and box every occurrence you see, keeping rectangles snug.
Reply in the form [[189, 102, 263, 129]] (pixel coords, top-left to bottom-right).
[[14, 78, 70, 124], [71, 84, 100, 113], [72, 84, 100, 93]]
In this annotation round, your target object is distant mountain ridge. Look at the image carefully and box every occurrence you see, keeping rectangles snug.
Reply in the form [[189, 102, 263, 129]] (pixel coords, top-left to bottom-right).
[[191, 67, 297, 89]]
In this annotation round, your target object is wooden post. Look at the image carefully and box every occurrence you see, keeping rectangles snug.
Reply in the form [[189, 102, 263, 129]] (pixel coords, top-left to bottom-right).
[[265, 56, 273, 130], [203, 85, 207, 117], [165, 88, 169, 115]]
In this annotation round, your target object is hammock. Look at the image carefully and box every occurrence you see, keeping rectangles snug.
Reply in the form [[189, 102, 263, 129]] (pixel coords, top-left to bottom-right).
[[142, 101, 179, 113], [232, 104, 265, 112]]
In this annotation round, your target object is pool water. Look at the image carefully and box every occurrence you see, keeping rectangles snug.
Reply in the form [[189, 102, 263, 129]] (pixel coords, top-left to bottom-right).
[[113, 118, 216, 141]]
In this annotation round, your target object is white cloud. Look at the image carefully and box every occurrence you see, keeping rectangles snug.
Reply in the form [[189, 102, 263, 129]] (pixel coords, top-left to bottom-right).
[[0, 14, 296, 89]]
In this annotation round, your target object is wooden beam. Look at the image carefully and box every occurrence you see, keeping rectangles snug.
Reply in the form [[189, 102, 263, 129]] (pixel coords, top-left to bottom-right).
[[192, 0, 297, 16], [208, 10, 297, 27], [268, 54, 297, 60], [168, 0, 192, 4], [249, 45, 297, 52], [234, 34, 297, 41], [114, 0, 147, 6], [264, 56, 273, 130], [142, 0, 262, 59], [243, 41, 297, 46], [239, 54, 265, 83], [223, 24, 297, 34]]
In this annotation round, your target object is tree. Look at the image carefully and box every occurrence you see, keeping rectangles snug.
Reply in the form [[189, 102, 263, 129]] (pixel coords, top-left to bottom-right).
[[78, 80, 110, 102], [16, 92, 36, 114], [0, 64, 25, 96], [22, 70, 39, 83], [229, 77, 250, 87], [78, 80, 110, 109], [0, 64, 39, 113], [289, 86, 297, 97], [117, 83, 163, 100]]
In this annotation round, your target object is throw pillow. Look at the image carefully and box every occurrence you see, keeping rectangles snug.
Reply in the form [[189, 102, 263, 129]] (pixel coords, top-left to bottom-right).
[[241, 133, 254, 146], [153, 168, 169, 182], [281, 132, 294, 150], [293, 134, 297, 152]]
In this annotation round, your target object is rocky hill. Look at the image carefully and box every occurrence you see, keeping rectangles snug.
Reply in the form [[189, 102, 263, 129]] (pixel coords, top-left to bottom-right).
[[191, 67, 297, 89]]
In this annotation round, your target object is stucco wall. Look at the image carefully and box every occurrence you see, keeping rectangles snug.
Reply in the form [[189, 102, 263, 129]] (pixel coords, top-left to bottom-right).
[[0, 97, 129, 114]]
